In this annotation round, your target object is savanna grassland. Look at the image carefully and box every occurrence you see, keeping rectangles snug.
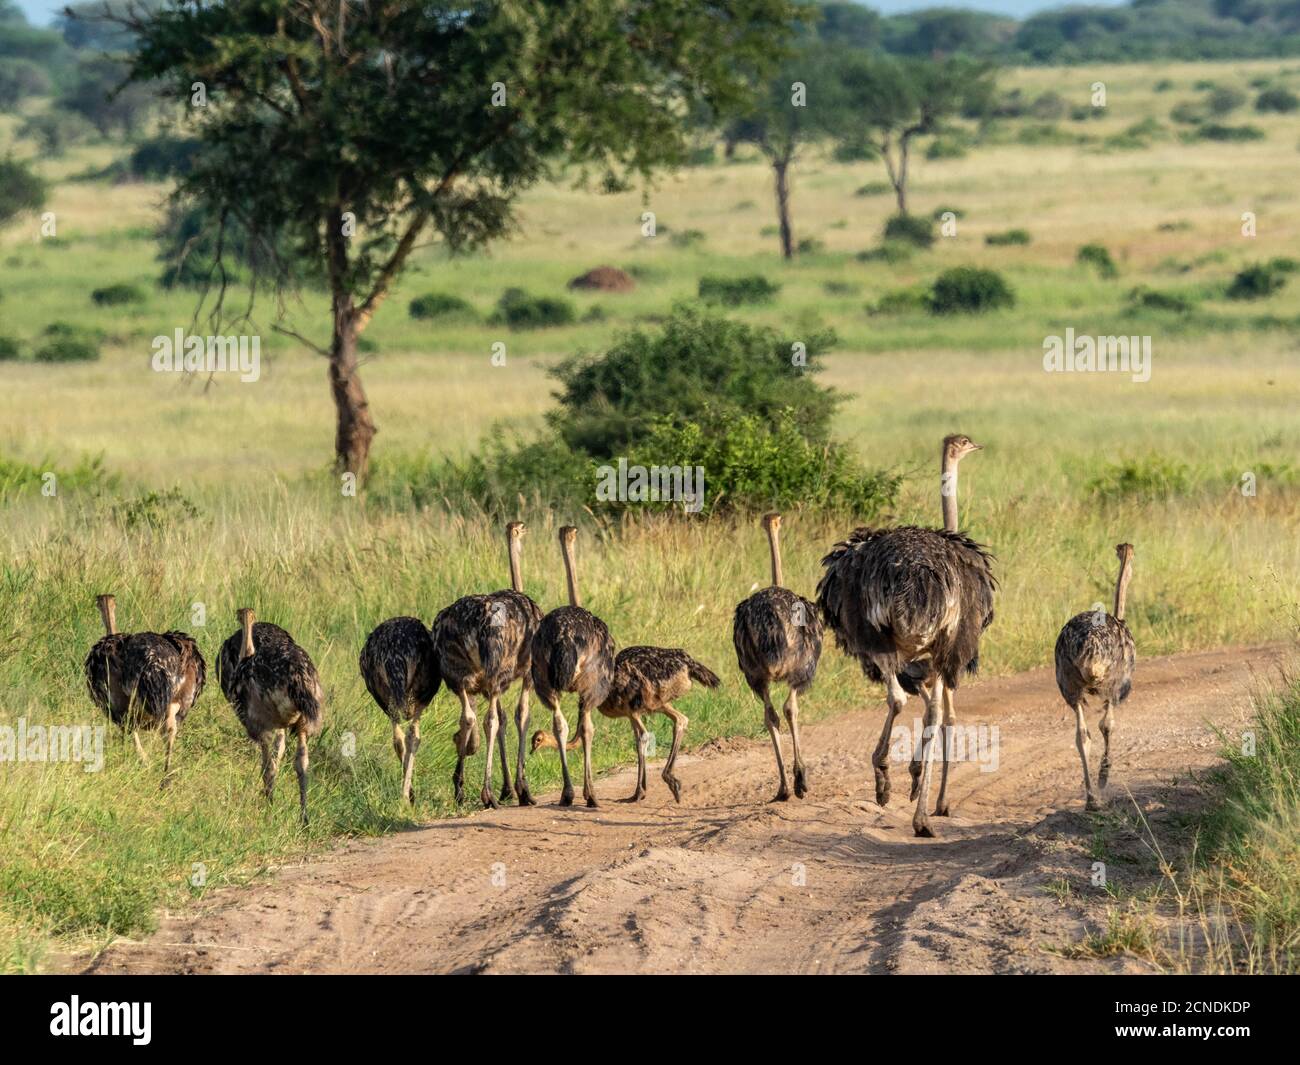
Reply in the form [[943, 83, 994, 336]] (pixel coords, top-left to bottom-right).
[[1, 57, 1299, 971]]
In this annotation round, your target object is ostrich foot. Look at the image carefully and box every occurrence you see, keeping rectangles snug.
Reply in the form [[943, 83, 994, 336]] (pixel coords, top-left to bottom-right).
[[499, 784, 512, 804], [793, 766, 808, 799], [909, 760, 921, 801], [913, 816, 935, 839], [617, 788, 646, 803], [480, 787, 499, 810], [874, 768, 891, 807], [771, 784, 791, 803], [1085, 796, 1103, 813], [934, 803, 950, 817], [1098, 760, 1111, 788], [516, 786, 536, 807], [585, 795, 599, 809], [664, 774, 683, 803], [559, 786, 575, 807]]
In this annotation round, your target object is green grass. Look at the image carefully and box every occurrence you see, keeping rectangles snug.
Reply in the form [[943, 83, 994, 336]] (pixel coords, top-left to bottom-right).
[[2, 55, 1300, 970]]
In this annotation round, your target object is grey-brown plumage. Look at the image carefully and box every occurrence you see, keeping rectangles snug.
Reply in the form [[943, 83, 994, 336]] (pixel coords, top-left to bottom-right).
[[816, 434, 995, 838], [533, 645, 719, 802], [360, 616, 441, 803], [85, 594, 128, 727], [732, 513, 823, 801], [433, 522, 544, 808], [530, 526, 616, 808], [216, 620, 293, 703], [229, 608, 323, 826], [119, 630, 206, 785], [1055, 543, 1136, 811]]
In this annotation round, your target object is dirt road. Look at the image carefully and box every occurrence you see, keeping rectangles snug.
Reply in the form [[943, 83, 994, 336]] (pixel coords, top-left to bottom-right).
[[84, 645, 1284, 975]]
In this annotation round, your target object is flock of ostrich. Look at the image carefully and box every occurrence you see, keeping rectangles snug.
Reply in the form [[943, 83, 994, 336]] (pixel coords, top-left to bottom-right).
[[83, 433, 1136, 836]]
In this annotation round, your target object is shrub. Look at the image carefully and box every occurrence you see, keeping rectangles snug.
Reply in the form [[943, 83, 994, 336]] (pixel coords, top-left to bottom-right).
[[697, 275, 780, 306], [668, 228, 706, 248], [1077, 243, 1118, 279], [932, 205, 965, 220], [856, 242, 914, 265], [1086, 457, 1191, 501], [127, 136, 201, 181], [871, 287, 930, 315], [985, 228, 1031, 246], [854, 182, 892, 198], [1169, 101, 1204, 125], [796, 237, 825, 255], [1127, 285, 1193, 313], [409, 292, 477, 320], [882, 212, 934, 249], [0, 336, 20, 361], [1255, 87, 1300, 113], [113, 488, 201, 531], [823, 280, 860, 297], [548, 306, 838, 458], [925, 137, 967, 160], [1227, 263, 1287, 301], [1193, 123, 1265, 142], [18, 111, 95, 157], [1153, 78, 1175, 92], [489, 288, 575, 329], [0, 59, 51, 110], [927, 267, 1014, 315], [0, 158, 45, 227], [91, 283, 145, 307], [1205, 86, 1246, 116], [833, 140, 878, 163], [1030, 91, 1067, 120], [35, 336, 100, 363]]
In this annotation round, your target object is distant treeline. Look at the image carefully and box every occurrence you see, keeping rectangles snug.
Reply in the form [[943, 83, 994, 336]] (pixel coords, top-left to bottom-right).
[[815, 0, 1300, 63]]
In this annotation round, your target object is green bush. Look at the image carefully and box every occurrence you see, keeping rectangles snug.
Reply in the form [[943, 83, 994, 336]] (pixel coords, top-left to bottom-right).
[[0, 158, 45, 227], [856, 242, 914, 265], [0, 336, 20, 361], [548, 305, 838, 457], [1077, 243, 1119, 279], [854, 181, 892, 197], [668, 228, 707, 248], [832, 140, 878, 163], [871, 287, 930, 315], [90, 283, 145, 306], [697, 274, 780, 306], [1086, 457, 1191, 501], [925, 137, 967, 160], [17, 111, 95, 157], [927, 267, 1014, 315], [1153, 78, 1175, 92], [1255, 87, 1300, 113], [1227, 263, 1288, 301], [409, 292, 477, 320], [1192, 123, 1265, 142], [1205, 86, 1246, 116], [34, 336, 101, 363], [1127, 285, 1193, 313], [796, 237, 825, 255], [931, 205, 965, 220], [489, 288, 575, 329], [112, 487, 201, 531], [985, 228, 1031, 246], [882, 212, 935, 249], [127, 136, 201, 180], [1170, 101, 1204, 125]]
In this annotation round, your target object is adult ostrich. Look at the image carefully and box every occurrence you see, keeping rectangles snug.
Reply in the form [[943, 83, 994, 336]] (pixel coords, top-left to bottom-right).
[[433, 521, 544, 809], [1054, 543, 1135, 811], [359, 616, 440, 803], [817, 434, 995, 838], [119, 629, 207, 787], [530, 526, 615, 808], [733, 513, 823, 801], [229, 608, 324, 826], [84, 594, 130, 746], [217, 619, 294, 703]]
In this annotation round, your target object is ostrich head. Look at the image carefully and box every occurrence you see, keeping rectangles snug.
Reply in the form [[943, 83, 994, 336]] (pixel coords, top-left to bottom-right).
[[762, 512, 782, 532], [95, 594, 117, 636], [942, 434, 982, 464], [530, 729, 551, 753], [506, 521, 525, 541], [236, 607, 256, 660]]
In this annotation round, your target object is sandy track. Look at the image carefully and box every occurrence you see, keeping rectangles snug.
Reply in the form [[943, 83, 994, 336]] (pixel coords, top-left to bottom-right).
[[83, 645, 1284, 975]]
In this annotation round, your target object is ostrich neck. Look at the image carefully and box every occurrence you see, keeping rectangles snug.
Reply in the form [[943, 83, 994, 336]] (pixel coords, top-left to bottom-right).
[[507, 538, 523, 593], [562, 543, 581, 608], [1114, 560, 1132, 621], [941, 453, 959, 533], [240, 620, 255, 660], [767, 527, 784, 587], [99, 602, 117, 636]]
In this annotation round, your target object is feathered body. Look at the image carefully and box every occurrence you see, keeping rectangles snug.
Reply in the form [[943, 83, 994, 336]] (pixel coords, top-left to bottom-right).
[[360, 616, 440, 723], [1055, 613, 1134, 709], [530, 606, 615, 712], [118, 631, 207, 730], [816, 525, 996, 690], [732, 587, 823, 696], [602, 646, 720, 715], [230, 637, 323, 741], [434, 591, 541, 700], [84, 632, 128, 724], [217, 621, 293, 703]]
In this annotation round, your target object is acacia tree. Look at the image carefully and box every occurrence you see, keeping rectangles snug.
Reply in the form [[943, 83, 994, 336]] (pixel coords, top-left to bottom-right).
[[121, 0, 799, 480], [826, 54, 995, 215]]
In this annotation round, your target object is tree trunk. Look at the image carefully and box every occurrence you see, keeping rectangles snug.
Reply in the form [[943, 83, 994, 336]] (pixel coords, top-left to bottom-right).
[[773, 158, 794, 260], [329, 299, 377, 482], [895, 133, 911, 215]]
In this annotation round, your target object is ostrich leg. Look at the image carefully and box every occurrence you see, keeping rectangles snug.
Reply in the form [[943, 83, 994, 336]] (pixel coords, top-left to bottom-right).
[[1097, 700, 1114, 789], [620, 715, 648, 802], [160, 703, 179, 790], [578, 696, 598, 808], [872, 674, 907, 807], [401, 715, 421, 804], [295, 727, 310, 827], [514, 687, 536, 806], [550, 697, 574, 807], [912, 676, 945, 838], [762, 687, 790, 802], [494, 698, 512, 804], [785, 687, 808, 798], [451, 689, 478, 805], [480, 695, 501, 809], [1074, 703, 1100, 811], [910, 681, 931, 801], [391, 720, 407, 772], [259, 732, 278, 801], [660, 704, 688, 803], [934, 686, 957, 816]]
